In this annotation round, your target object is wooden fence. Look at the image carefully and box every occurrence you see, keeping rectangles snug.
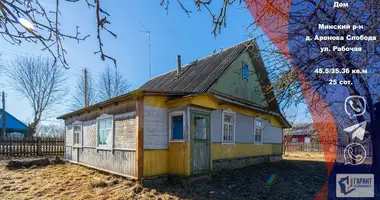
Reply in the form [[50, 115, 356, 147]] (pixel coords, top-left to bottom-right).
[[285, 141, 373, 157], [0, 137, 64, 157]]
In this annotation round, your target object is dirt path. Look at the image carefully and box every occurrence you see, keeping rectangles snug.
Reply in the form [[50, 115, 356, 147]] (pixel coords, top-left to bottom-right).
[[0, 159, 327, 200]]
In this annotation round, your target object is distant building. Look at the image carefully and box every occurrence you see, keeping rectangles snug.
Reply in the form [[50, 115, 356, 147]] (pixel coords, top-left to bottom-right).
[[0, 109, 29, 137], [284, 123, 316, 144]]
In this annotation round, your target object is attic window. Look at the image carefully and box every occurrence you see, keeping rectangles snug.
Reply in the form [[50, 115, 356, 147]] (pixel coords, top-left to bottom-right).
[[242, 62, 249, 80]]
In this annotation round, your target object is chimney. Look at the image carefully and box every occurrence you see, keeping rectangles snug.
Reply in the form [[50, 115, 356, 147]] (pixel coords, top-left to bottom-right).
[[177, 55, 181, 75]]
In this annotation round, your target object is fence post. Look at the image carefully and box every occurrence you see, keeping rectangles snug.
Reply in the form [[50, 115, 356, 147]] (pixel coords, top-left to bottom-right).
[[9, 137, 13, 156], [37, 137, 42, 156]]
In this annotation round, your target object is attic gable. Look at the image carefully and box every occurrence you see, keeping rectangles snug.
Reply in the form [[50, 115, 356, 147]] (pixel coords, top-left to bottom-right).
[[209, 49, 269, 108]]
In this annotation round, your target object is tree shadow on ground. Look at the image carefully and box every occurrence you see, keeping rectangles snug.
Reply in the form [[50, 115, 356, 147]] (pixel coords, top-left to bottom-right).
[[147, 160, 328, 200]]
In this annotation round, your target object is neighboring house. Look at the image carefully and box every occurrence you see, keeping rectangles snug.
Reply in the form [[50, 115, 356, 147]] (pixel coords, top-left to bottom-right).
[[0, 109, 29, 137], [57, 39, 291, 181], [284, 123, 317, 145]]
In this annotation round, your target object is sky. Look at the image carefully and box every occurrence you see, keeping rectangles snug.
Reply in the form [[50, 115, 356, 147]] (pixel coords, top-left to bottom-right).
[[0, 0, 311, 125]]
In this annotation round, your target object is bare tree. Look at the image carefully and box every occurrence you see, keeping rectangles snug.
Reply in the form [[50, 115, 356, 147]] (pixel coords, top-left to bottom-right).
[[36, 123, 65, 138], [0, 0, 245, 68], [5, 56, 67, 134], [0, 0, 116, 67], [97, 66, 130, 101], [71, 69, 97, 110]]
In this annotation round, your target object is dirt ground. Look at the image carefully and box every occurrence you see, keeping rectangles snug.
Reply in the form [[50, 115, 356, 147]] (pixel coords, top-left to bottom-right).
[[0, 156, 328, 200]]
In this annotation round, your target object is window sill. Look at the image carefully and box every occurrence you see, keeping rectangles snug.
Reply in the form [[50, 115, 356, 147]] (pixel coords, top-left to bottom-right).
[[113, 148, 136, 151], [96, 147, 112, 151], [73, 145, 82, 148], [170, 140, 185, 143]]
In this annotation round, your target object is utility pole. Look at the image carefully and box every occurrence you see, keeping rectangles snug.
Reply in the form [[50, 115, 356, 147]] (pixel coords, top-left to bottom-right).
[[84, 68, 88, 108], [2, 91, 6, 138]]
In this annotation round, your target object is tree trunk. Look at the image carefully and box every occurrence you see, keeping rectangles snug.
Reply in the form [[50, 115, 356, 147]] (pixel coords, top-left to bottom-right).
[[373, 102, 380, 194]]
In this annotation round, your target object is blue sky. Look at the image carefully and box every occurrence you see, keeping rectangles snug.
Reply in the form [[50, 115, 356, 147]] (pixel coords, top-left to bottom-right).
[[0, 1, 311, 125]]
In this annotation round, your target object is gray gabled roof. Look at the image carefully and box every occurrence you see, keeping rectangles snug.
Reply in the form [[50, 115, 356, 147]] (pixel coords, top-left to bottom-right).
[[140, 39, 254, 93]]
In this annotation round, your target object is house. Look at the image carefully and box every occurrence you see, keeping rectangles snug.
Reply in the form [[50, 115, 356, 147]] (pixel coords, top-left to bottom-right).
[[0, 109, 29, 137], [283, 123, 316, 145], [57, 39, 291, 181]]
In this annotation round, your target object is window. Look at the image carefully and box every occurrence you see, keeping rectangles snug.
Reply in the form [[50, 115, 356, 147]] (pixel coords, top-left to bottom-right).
[[254, 119, 263, 144], [72, 121, 82, 147], [242, 62, 249, 80], [291, 138, 298, 144], [97, 114, 113, 148], [222, 110, 235, 144], [169, 111, 185, 141], [73, 125, 81, 146], [194, 117, 207, 140]]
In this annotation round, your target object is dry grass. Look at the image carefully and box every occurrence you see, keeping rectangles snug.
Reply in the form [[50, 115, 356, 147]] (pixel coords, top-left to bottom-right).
[[283, 152, 326, 161], [0, 158, 328, 200], [0, 160, 175, 200]]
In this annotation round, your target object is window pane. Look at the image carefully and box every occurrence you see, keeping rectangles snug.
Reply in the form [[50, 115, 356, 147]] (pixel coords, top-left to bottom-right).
[[74, 125, 81, 132], [104, 129, 112, 145], [106, 119, 113, 129], [172, 115, 184, 140], [242, 63, 249, 80], [99, 130, 105, 145], [224, 115, 232, 123], [99, 120, 106, 130], [223, 124, 229, 140], [228, 125, 233, 141], [194, 117, 206, 139], [255, 120, 262, 128]]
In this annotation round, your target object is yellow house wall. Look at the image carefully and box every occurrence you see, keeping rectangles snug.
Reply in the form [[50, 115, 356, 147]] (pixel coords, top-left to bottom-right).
[[143, 96, 191, 177], [143, 150, 168, 177], [211, 143, 282, 160], [142, 95, 284, 177], [143, 143, 191, 177], [168, 142, 191, 176]]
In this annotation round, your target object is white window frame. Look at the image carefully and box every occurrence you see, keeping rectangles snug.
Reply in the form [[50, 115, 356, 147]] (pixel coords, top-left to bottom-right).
[[72, 121, 82, 148], [169, 110, 186, 143], [254, 118, 263, 145], [96, 114, 114, 150], [222, 109, 236, 145]]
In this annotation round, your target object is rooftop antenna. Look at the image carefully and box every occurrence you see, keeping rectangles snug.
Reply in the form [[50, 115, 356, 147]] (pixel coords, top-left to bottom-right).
[[138, 21, 151, 79]]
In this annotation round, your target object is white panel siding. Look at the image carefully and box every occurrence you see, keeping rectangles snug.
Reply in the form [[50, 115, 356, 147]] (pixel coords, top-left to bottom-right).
[[78, 148, 136, 178], [263, 124, 283, 144], [83, 120, 96, 147], [211, 110, 222, 142], [65, 147, 72, 160], [115, 116, 136, 149], [65, 125, 73, 146], [144, 106, 168, 149], [235, 114, 254, 143]]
